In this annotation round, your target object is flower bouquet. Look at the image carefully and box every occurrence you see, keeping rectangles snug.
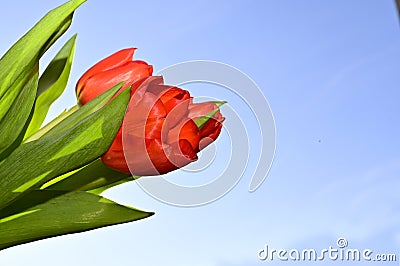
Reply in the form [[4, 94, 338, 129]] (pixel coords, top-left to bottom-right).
[[0, 0, 224, 250]]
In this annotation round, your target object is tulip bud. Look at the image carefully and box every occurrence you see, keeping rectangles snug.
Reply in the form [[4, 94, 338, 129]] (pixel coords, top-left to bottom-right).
[[76, 48, 153, 105]]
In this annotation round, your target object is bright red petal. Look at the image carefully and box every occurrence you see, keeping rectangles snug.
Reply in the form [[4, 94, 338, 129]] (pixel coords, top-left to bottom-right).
[[78, 61, 152, 105], [198, 119, 223, 149], [159, 87, 191, 113], [76, 48, 136, 97], [101, 127, 130, 173], [168, 119, 199, 151]]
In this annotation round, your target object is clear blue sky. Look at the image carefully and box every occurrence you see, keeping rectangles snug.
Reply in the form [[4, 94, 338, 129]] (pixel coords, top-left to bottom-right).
[[0, 1, 399, 265]]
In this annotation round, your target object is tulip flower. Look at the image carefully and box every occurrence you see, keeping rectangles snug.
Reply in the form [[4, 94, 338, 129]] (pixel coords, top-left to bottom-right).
[[101, 76, 224, 175], [76, 49, 224, 176], [76, 48, 153, 105]]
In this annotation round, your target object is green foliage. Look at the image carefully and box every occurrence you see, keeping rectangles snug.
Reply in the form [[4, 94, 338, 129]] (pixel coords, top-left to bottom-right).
[[0, 66, 38, 157], [0, 0, 85, 123], [0, 190, 153, 250], [0, 0, 154, 250], [0, 89, 130, 210], [43, 158, 137, 193], [24, 35, 77, 139]]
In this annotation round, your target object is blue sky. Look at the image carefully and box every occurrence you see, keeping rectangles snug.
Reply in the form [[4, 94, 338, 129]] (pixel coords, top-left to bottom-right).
[[0, 0, 400, 265]]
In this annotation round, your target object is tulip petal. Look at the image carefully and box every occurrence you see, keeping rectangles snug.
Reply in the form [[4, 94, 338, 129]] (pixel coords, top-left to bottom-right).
[[124, 137, 166, 175], [190, 101, 225, 127], [177, 139, 198, 161], [159, 87, 190, 114], [78, 61, 152, 105], [167, 119, 199, 151], [165, 139, 198, 171], [101, 128, 130, 174], [188, 102, 218, 119], [76, 48, 136, 96], [198, 119, 223, 149]]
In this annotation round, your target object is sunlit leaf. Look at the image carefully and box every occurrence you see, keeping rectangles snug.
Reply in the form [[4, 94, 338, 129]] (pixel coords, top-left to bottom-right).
[[42, 158, 137, 192], [0, 88, 130, 209], [0, 66, 38, 158], [0, 190, 153, 250], [24, 35, 77, 139], [26, 83, 125, 142], [0, 0, 85, 122]]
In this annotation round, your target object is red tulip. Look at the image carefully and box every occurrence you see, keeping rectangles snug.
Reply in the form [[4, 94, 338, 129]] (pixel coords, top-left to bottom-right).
[[102, 76, 224, 175], [76, 48, 153, 105], [76, 49, 224, 176]]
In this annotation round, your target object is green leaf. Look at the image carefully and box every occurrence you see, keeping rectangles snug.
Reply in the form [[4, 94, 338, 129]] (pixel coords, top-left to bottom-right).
[[24, 35, 77, 139], [0, 0, 85, 123], [0, 88, 130, 210], [26, 83, 125, 143], [0, 190, 153, 250], [42, 158, 138, 192], [0, 106, 35, 162], [88, 175, 138, 195], [0, 66, 38, 157]]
